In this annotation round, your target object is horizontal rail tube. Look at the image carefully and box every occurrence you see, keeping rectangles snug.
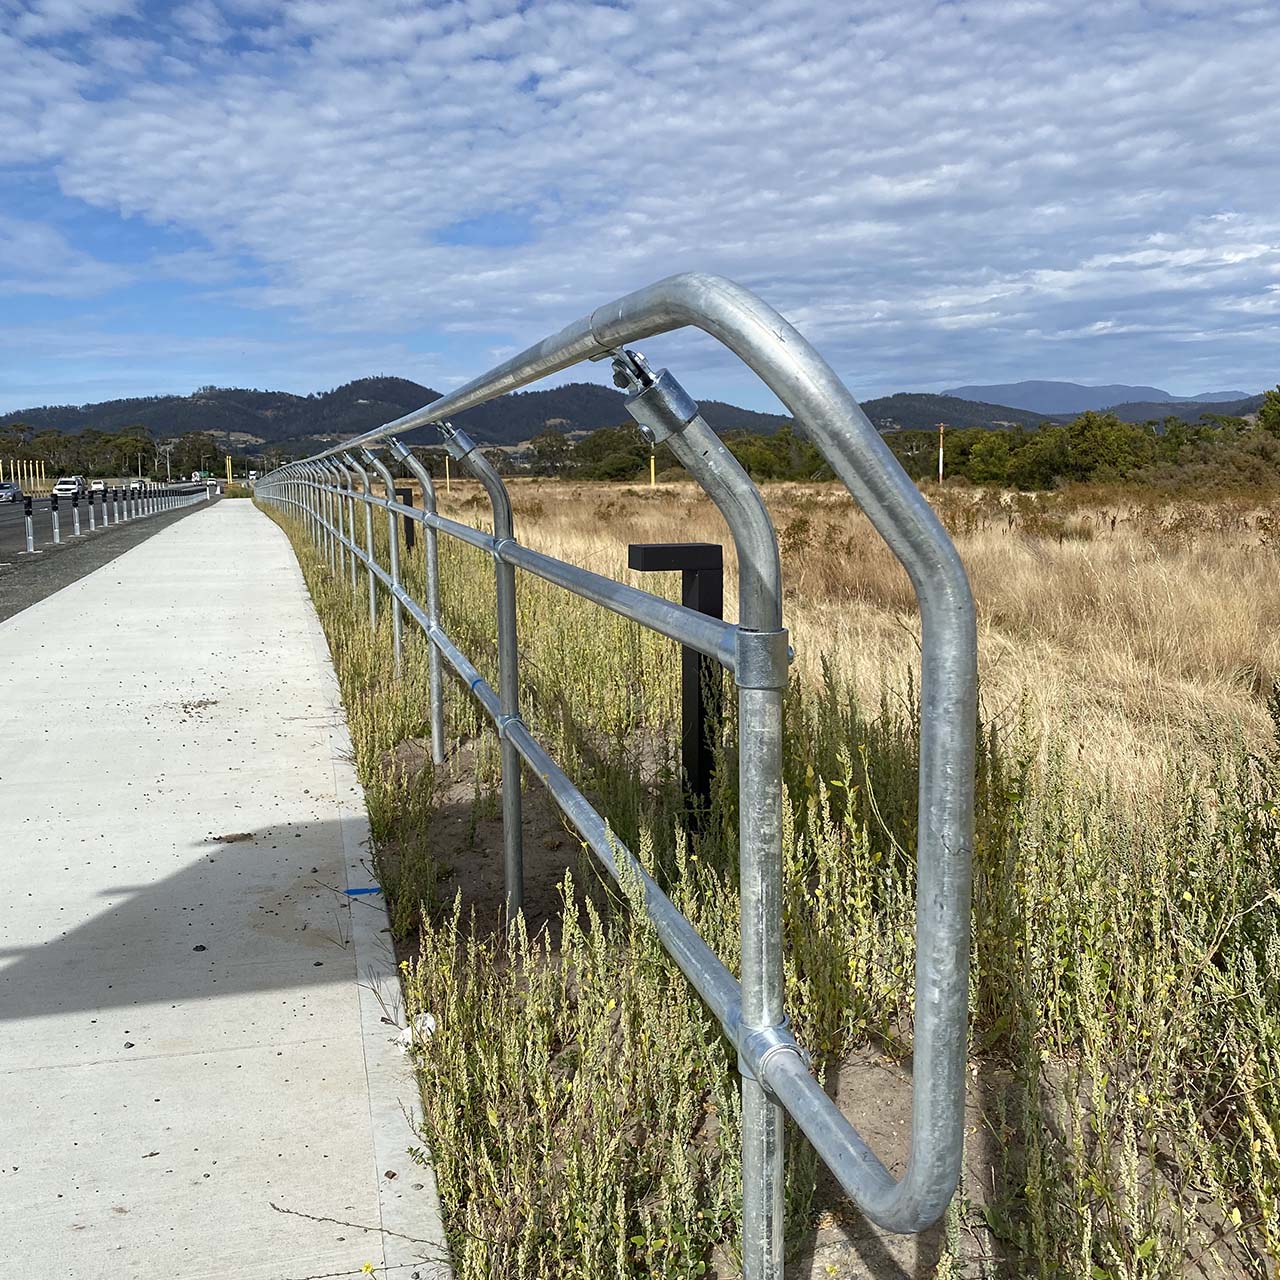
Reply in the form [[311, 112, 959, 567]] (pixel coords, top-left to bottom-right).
[[502, 718, 743, 1025], [331, 510, 748, 1030], [320, 483, 738, 670], [500, 539, 736, 670]]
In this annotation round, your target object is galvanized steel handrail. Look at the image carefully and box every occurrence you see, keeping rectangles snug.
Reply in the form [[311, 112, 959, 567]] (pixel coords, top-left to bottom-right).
[[255, 272, 977, 1278]]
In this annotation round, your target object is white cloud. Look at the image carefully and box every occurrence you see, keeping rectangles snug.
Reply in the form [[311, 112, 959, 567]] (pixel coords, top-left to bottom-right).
[[0, 215, 132, 295], [8, 0, 138, 39], [2, 0, 1279, 401]]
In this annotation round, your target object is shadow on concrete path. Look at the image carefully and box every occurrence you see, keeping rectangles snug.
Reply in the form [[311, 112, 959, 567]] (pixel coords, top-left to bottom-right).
[[0, 818, 392, 1032]]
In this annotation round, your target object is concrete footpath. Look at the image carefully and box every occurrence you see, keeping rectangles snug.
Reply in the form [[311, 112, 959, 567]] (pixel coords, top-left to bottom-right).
[[0, 500, 449, 1279]]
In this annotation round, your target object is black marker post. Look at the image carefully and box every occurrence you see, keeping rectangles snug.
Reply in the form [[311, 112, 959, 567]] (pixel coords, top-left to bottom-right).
[[626, 542, 724, 820], [395, 487, 416, 552]]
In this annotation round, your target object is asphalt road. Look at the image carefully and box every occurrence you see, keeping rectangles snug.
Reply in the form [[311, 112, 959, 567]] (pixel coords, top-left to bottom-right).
[[0, 497, 58, 557], [0, 491, 218, 624]]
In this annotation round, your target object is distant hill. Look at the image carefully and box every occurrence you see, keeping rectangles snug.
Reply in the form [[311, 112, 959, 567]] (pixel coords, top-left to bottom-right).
[[945, 380, 1254, 415], [10, 374, 1253, 452], [859, 393, 1048, 431], [1188, 390, 1253, 403], [0, 377, 438, 443], [0, 376, 793, 447], [1100, 394, 1263, 424]]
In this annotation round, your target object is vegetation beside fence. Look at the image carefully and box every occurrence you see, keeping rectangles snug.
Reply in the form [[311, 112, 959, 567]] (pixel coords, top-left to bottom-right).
[[514, 391, 1280, 491], [264, 480, 1280, 1279]]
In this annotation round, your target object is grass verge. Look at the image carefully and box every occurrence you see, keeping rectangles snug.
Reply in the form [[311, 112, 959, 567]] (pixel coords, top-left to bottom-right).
[[264, 496, 1280, 1279]]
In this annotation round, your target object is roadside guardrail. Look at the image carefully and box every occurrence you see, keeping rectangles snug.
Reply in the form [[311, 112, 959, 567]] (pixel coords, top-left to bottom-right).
[[20, 483, 212, 555]]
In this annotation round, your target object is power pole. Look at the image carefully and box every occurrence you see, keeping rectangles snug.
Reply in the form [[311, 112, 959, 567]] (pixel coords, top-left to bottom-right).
[[937, 422, 946, 484]]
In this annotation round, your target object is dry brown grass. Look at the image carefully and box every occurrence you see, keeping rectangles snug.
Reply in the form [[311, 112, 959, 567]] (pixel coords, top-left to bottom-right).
[[277, 479, 1280, 1277], [415, 476, 1280, 786]]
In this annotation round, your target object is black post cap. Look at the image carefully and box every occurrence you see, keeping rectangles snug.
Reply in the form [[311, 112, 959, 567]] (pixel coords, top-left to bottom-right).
[[627, 542, 723, 572]]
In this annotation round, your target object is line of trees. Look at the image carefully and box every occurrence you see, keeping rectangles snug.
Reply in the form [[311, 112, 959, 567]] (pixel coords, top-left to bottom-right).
[[515, 389, 1280, 493], [887, 397, 1280, 492], [0, 425, 231, 480], [6, 385, 1278, 493]]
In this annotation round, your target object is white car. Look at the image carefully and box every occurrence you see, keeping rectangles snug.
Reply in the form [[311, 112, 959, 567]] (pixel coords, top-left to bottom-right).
[[90, 479, 106, 492], [52, 475, 87, 498]]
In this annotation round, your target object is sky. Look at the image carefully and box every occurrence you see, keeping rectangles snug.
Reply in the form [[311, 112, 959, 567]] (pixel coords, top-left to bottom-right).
[[2, 0, 1278, 414]]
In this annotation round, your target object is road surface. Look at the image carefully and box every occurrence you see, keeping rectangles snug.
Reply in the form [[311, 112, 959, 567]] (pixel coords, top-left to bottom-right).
[[0, 490, 212, 624]]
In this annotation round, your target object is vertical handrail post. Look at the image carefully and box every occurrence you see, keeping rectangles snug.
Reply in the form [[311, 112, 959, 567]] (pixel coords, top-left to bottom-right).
[[614, 350, 790, 1280], [390, 439, 446, 765], [320, 463, 340, 573], [297, 465, 314, 544], [342, 453, 379, 630], [313, 464, 333, 565], [308, 464, 331, 567], [339, 460, 361, 598], [303, 466, 318, 545], [440, 425, 523, 918], [330, 461, 359, 595], [361, 448, 404, 675], [330, 460, 350, 581]]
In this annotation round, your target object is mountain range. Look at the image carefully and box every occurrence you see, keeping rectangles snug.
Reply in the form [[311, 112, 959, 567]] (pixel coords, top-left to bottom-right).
[[0, 377, 796, 448], [0, 376, 1264, 449], [945, 380, 1254, 415]]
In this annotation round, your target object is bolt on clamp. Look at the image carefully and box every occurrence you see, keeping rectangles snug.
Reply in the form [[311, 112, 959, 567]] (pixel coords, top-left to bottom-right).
[[611, 349, 700, 445], [436, 422, 479, 461]]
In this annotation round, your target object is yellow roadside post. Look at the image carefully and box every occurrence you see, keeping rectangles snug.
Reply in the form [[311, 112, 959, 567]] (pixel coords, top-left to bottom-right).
[[650, 449, 656, 487], [226, 455, 232, 486], [445, 453, 451, 494]]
